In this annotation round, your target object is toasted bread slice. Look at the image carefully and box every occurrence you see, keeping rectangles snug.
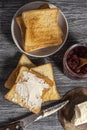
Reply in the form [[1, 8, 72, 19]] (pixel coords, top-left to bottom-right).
[[5, 66, 53, 114], [15, 66, 53, 87], [16, 16, 26, 42], [5, 54, 35, 89], [22, 8, 63, 52], [31, 63, 60, 102], [5, 84, 41, 114], [16, 3, 50, 43]]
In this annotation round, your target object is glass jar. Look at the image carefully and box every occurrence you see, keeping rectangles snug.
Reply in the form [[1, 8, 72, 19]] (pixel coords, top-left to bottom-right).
[[63, 44, 87, 79]]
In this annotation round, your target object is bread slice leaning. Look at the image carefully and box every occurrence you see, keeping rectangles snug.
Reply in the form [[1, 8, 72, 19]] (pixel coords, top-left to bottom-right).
[[22, 8, 63, 52], [31, 63, 60, 102], [5, 66, 53, 114], [5, 54, 35, 89], [16, 16, 26, 42]]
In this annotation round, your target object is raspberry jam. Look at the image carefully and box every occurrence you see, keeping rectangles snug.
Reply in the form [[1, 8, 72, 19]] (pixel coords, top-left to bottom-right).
[[63, 44, 87, 79]]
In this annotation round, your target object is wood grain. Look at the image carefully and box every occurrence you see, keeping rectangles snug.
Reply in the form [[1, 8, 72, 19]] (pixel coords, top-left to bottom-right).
[[0, 0, 87, 130]]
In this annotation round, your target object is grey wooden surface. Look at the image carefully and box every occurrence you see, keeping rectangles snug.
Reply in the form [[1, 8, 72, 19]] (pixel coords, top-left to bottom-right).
[[0, 0, 87, 130]]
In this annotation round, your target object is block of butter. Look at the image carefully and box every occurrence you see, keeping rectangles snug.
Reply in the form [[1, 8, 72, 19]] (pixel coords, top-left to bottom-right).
[[72, 101, 87, 126]]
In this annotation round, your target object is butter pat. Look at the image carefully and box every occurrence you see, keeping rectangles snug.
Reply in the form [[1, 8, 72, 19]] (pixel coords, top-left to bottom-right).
[[16, 71, 50, 110], [72, 101, 87, 126]]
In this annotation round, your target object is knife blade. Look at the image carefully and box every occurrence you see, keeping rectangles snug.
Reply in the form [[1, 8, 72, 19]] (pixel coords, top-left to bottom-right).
[[21, 100, 69, 128], [0, 100, 69, 130]]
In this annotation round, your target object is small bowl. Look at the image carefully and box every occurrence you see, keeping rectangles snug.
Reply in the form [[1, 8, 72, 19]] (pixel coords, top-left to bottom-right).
[[63, 44, 87, 79], [11, 1, 68, 57]]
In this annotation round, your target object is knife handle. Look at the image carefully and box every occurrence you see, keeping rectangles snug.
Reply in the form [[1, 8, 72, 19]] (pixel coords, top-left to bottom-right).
[[0, 121, 23, 130]]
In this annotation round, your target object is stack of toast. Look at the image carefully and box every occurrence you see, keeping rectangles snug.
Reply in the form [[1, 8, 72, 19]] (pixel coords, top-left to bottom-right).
[[16, 4, 63, 52], [4, 54, 60, 114]]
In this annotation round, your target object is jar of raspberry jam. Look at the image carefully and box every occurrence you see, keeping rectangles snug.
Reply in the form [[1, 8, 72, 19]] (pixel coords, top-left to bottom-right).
[[63, 44, 87, 79]]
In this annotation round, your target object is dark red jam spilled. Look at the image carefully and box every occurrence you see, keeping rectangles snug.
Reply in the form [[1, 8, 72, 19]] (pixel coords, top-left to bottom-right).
[[67, 46, 87, 75]]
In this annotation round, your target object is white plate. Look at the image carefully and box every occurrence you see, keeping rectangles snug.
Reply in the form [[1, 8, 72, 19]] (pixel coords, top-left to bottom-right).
[[11, 1, 68, 57]]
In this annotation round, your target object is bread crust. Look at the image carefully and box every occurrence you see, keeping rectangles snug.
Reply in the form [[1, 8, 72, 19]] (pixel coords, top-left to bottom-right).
[[5, 54, 35, 89]]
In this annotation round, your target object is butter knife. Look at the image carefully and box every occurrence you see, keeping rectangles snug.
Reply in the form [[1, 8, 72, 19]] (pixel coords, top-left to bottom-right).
[[0, 100, 69, 130]]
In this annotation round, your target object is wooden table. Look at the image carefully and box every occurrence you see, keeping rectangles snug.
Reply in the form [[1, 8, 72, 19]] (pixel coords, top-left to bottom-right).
[[0, 0, 87, 130]]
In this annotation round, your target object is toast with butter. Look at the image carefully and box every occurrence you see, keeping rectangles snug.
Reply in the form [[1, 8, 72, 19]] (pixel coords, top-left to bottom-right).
[[5, 54, 60, 101], [5, 54, 35, 89], [22, 8, 63, 52], [31, 63, 60, 101], [5, 66, 53, 114]]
